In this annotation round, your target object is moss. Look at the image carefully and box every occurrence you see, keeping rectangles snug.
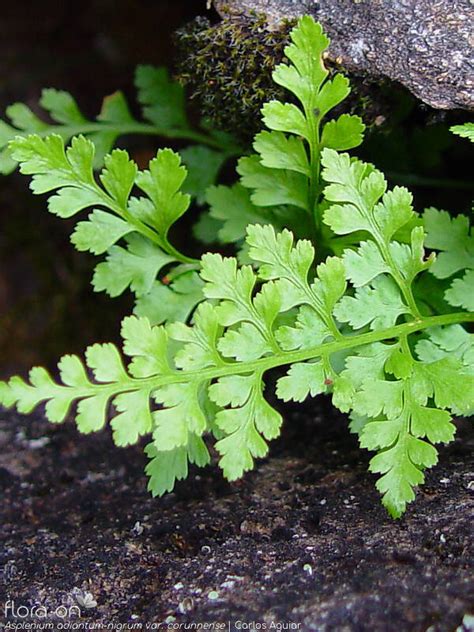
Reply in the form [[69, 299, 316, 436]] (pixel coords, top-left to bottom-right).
[[176, 11, 399, 145], [175, 12, 295, 143]]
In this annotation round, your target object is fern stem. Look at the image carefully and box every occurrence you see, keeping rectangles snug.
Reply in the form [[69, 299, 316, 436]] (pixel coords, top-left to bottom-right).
[[75, 311, 474, 395], [28, 122, 241, 154], [90, 183, 200, 265], [302, 90, 322, 236], [377, 241, 422, 320]]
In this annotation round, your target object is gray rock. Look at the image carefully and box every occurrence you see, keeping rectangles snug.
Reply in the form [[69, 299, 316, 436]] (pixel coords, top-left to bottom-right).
[[214, 0, 474, 110]]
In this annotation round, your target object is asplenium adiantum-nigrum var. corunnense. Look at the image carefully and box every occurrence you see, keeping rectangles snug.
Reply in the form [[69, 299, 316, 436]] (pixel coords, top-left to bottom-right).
[[1, 16, 473, 518]]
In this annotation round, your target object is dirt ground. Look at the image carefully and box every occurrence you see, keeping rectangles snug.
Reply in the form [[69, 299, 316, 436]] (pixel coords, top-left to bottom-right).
[[1, 400, 472, 631]]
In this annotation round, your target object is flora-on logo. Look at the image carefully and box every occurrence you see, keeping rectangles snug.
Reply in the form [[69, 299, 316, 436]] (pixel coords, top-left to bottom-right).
[[4, 599, 81, 619]]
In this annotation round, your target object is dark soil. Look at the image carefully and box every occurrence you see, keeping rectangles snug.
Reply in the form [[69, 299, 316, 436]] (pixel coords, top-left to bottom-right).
[[1, 402, 473, 631]]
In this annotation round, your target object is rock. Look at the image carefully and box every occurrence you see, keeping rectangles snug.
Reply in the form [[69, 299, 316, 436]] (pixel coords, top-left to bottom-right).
[[214, 0, 474, 111]]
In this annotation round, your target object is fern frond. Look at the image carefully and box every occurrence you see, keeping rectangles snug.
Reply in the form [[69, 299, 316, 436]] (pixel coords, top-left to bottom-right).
[[0, 66, 240, 205], [2, 198, 472, 512], [204, 16, 365, 250], [9, 134, 204, 321]]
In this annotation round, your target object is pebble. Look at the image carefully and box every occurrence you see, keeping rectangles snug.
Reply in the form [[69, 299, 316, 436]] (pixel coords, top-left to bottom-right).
[[131, 521, 144, 536], [73, 589, 97, 609], [178, 597, 194, 614], [221, 580, 235, 589], [28, 437, 50, 449]]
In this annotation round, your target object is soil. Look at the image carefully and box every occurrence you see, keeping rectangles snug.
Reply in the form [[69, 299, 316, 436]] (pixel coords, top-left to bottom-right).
[[1, 401, 473, 631]]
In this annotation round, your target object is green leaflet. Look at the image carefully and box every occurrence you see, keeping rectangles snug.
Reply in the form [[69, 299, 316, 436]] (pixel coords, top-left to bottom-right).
[[0, 89, 134, 173], [322, 149, 428, 320], [92, 234, 175, 297], [203, 182, 311, 248], [11, 135, 183, 245], [10, 134, 202, 317], [210, 372, 282, 480], [335, 276, 410, 330], [320, 147, 473, 516], [450, 122, 474, 143], [415, 325, 474, 368], [424, 208, 474, 279], [145, 438, 210, 496], [423, 207, 474, 311], [205, 184, 268, 244], [338, 339, 473, 516], [356, 357, 472, 517], [445, 270, 474, 311], [135, 272, 204, 326], [134, 65, 188, 130], [181, 146, 228, 206], [277, 361, 328, 403]]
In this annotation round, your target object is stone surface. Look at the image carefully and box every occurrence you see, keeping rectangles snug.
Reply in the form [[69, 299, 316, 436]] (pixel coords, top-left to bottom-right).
[[214, 0, 474, 111]]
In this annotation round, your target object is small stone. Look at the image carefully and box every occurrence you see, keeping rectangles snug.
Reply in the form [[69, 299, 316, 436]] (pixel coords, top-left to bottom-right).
[[458, 614, 474, 632], [221, 580, 235, 590], [208, 590, 219, 601], [214, 0, 474, 110], [28, 437, 50, 449], [74, 590, 97, 609], [303, 563, 313, 576], [178, 597, 194, 614], [131, 521, 144, 536]]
